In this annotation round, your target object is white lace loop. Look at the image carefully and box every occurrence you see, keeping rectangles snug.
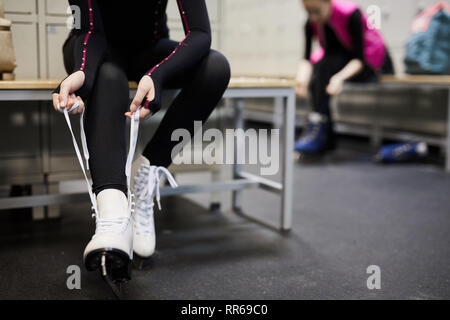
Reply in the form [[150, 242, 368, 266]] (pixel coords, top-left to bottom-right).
[[126, 108, 141, 197], [154, 167, 178, 210], [62, 105, 98, 217], [133, 165, 178, 235], [94, 217, 131, 237], [80, 107, 90, 170], [62, 105, 141, 221]]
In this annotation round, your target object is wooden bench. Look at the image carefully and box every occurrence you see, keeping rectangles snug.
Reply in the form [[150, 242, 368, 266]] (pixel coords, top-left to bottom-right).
[[0, 77, 296, 232], [381, 75, 450, 85]]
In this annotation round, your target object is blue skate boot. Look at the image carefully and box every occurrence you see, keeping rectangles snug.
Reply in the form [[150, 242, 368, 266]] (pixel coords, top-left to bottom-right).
[[294, 113, 334, 158], [374, 142, 428, 163]]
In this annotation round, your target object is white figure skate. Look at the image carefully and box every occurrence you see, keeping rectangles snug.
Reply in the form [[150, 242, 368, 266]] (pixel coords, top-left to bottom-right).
[[83, 189, 134, 296], [131, 155, 178, 267], [61, 104, 140, 298]]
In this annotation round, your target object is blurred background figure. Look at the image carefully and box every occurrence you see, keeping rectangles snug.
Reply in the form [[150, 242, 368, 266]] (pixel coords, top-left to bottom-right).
[[294, 0, 394, 158]]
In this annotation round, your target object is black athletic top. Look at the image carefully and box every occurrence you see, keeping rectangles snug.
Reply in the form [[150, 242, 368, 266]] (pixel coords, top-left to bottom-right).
[[304, 10, 364, 62], [57, 0, 211, 101]]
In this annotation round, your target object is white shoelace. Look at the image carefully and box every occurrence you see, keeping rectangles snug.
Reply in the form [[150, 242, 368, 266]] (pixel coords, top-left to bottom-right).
[[94, 217, 131, 238], [154, 167, 178, 210], [61, 104, 141, 234], [133, 165, 178, 234]]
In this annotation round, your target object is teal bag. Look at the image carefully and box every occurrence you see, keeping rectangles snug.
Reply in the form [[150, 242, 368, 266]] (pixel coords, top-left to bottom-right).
[[405, 5, 450, 75]]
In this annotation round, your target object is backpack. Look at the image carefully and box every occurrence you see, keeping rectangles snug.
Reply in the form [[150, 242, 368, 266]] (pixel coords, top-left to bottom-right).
[[0, 0, 17, 78], [404, 2, 450, 75]]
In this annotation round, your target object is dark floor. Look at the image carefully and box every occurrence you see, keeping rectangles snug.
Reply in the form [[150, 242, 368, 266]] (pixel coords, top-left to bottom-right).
[[0, 137, 449, 300]]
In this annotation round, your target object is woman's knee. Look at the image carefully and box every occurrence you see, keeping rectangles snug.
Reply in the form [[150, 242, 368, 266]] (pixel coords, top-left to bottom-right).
[[199, 50, 231, 89], [96, 62, 128, 87], [88, 62, 129, 119]]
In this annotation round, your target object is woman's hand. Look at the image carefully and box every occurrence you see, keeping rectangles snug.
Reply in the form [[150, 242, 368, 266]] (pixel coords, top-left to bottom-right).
[[295, 59, 313, 98], [326, 59, 363, 95], [126, 75, 155, 121], [326, 75, 344, 95], [52, 70, 86, 114], [295, 83, 309, 98]]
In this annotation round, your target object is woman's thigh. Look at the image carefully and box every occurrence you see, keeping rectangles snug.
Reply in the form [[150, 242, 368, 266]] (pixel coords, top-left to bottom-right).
[[127, 38, 202, 89], [62, 33, 77, 74], [127, 39, 178, 83], [62, 33, 129, 79]]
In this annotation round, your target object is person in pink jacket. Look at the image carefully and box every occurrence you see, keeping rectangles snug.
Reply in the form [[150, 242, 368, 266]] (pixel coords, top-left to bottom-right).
[[295, 0, 394, 157]]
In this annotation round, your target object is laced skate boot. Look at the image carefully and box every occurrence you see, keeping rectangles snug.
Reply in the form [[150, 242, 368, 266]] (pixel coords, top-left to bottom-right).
[[61, 105, 142, 298], [83, 189, 134, 296], [375, 142, 428, 163], [294, 112, 336, 162], [131, 155, 178, 265]]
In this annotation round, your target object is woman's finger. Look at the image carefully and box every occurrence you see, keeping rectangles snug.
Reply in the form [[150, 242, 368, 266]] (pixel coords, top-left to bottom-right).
[[326, 81, 337, 95], [75, 96, 85, 114], [124, 111, 133, 119], [70, 95, 84, 115], [145, 85, 155, 104], [59, 82, 70, 108], [67, 94, 77, 114], [140, 108, 152, 120], [130, 85, 148, 114], [125, 108, 152, 120], [52, 93, 60, 112], [295, 85, 307, 98]]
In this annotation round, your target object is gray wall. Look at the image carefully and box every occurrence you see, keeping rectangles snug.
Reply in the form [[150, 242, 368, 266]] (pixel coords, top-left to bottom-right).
[[222, 0, 441, 76], [4, 0, 443, 79]]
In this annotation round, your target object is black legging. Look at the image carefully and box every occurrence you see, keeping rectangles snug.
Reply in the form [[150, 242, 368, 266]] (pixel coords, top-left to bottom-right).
[[62, 36, 230, 196], [309, 52, 394, 119]]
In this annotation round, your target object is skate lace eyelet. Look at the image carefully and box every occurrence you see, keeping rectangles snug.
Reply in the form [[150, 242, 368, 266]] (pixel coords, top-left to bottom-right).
[[91, 206, 97, 218]]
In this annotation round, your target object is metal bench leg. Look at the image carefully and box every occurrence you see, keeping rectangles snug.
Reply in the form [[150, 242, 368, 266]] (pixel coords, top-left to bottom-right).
[[371, 89, 382, 148], [209, 165, 222, 212], [280, 91, 295, 232], [31, 181, 61, 220], [32, 184, 45, 220], [273, 96, 283, 129], [232, 98, 244, 213], [47, 182, 61, 219], [446, 88, 450, 173]]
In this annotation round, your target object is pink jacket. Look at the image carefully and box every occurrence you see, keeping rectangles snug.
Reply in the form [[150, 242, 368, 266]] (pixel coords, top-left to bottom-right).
[[310, 0, 386, 71]]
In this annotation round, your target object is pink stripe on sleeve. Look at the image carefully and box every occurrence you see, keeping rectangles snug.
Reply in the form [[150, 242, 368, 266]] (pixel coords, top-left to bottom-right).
[[80, 0, 94, 71], [147, 0, 191, 76], [147, 31, 191, 76], [177, 0, 190, 32]]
